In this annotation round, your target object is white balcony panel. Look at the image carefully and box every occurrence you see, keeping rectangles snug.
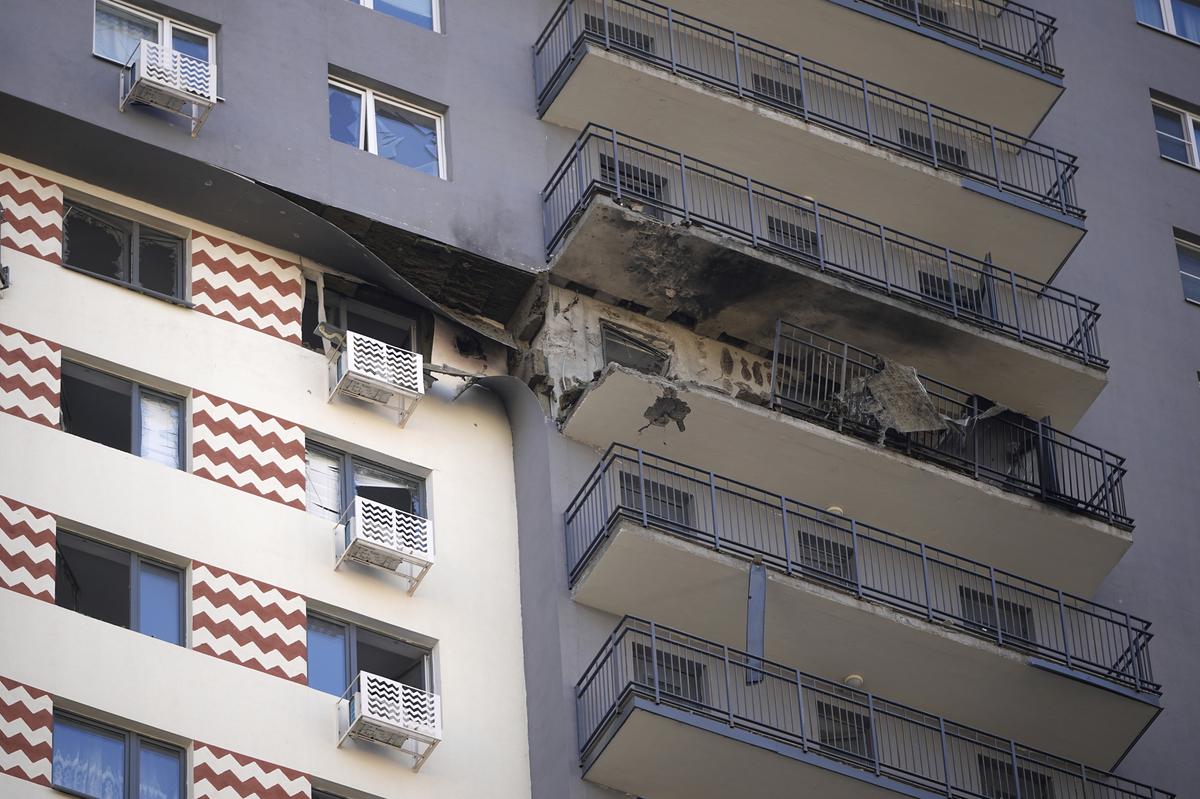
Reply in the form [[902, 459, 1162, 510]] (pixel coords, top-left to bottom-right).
[[119, 39, 216, 137], [337, 496, 435, 594], [330, 331, 424, 424]]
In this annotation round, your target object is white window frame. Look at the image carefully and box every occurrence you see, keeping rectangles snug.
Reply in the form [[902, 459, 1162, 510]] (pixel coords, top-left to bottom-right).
[[93, 0, 216, 67], [1140, 0, 1200, 42], [1178, 237, 1200, 306], [1152, 101, 1200, 169], [328, 78, 447, 180], [352, 0, 442, 33]]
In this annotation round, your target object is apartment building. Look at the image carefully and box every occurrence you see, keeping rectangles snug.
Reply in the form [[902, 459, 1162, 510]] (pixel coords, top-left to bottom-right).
[[0, 1, 1195, 799]]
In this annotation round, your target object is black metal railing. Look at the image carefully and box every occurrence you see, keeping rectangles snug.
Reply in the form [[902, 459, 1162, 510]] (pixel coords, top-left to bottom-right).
[[771, 323, 1130, 527], [543, 126, 1104, 366], [863, 0, 1060, 76], [577, 619, 1173, 799], [565, 445, 1157, 694], [533, 0, 1083, 218]]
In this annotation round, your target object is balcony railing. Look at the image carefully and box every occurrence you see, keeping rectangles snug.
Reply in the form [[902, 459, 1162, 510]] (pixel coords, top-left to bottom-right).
[[565, 445, 1158, 695], [772, 322, 1130, 527], [337, 671, 441, 771], [118, 39, 216, 137], [578, 619, 1173, 799], [862, 0, 1061, 77], [329, 330, 424, 423], [533, 0, 1083, 218], [543, 126, 1104, 366], [335, 496, 435, 594]]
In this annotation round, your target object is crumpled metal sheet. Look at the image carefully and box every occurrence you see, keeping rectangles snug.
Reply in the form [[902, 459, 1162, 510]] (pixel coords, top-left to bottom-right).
[[860, 359, 946, 434]]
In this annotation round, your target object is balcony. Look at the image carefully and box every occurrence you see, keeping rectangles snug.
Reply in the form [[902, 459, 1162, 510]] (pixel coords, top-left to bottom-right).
[[544, 126, 1106, 425], [577, 619, 1174, 799], [118, 39, 216, 137], [329, 330, 424, 424], [335, 496, 435, 595], [337, 671, 442, 771], [565, 445, 1160, 765], [533, 0, 1085, 278], [642, 0, 1064, 134]]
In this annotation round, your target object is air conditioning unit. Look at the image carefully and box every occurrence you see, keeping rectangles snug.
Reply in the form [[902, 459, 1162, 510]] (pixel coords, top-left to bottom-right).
[[334, 495, 434, 595], [119, 39, 216, 137], [329, 330, 425, 424], [337, 671, 441, 772]]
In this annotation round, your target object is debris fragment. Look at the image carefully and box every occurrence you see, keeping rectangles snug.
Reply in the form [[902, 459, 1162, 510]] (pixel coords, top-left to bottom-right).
[[639, 387, 692, 433]]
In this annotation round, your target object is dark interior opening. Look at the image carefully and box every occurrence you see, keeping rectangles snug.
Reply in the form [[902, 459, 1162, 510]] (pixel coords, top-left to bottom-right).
[[61, 362, 132, 453], [56, 532, 130, 629], [357, 627, 430, 691]]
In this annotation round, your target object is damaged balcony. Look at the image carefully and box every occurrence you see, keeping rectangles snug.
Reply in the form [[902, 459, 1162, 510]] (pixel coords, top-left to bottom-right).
[[559, 324, 1132, 596], [543, 126, 1106, 425], [328, 330, 425, 425], [577, 619, 1174, 799], [642, 0, 1064, 135], [533, 0, 1084, 279], [565, 445, 1160, 766]]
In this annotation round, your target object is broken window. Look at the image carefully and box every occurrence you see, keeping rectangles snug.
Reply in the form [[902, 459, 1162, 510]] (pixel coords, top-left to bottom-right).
[[631, 642, 706, 702], [307, 613, 433, 696], [63, 200, 185, 300], [305, 443, 424, 523], [766, 214, 820, 256], [583, 13, 655, 53], [301, 278, 416, 354], [816, 700, 875, 761], [601, 324, 668, 375], [958, 585, 1035, 642], [56, 531, 184, 645], [896, 127, 970, 168], [918, 271, 986, 315], [619, 471, 693, 527], [977, 755, 1056, 799], [60, 362, 184, 469]]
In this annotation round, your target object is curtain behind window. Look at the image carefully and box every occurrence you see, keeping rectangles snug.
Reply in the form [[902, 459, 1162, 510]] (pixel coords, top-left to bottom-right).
[[1136, 0, 1165, 26], [95, 2, 158, 62], [139, 393, 181, 469], [1173, 0, 1200, 41], [307, 448, 345, 521]]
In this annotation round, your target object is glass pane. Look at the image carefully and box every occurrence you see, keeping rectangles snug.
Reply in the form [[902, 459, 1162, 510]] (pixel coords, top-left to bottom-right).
[[139, 743, 181, 799], [137, 229, 183, 297], [1173, 0, 1200, 41], [1154, 106, 1185, 138], [53, 717, 126, 799], [374, 0, 435, 29], [306, 447, 345, 521], [95, 2, 158, 62], [1157, 132, 1192, 162], [307, 616, 349, 696], [171, 28, 209, 62], [61, 362, 134, 454], [56, 532, 131, 629], [1182, 271, 1200, 303], [329, 85, 363, 147], [139, 392, 182, 469], [1178, 242, 1200, 278], [138, 562, 182, 645], [374, 99, 440, 176], [1136, 0, 1165, 27], [353, 460, 421, 515], [64, 203, 132, 283]]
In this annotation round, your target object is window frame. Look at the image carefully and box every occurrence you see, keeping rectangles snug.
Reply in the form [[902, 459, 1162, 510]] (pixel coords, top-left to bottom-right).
[[93, 0, 216, 67], [1138, 0, 1200, 44], [306, 611, 434, 696], [328, 78, 447, 179], [51, 711, 185, 799], [351, 0, 442, 33], [1152, 101, 1200, 169], [62, 198, 191, 306], [1177, 236, 1200, 306], [60, 361, 188, 470], [305, 441, 426, 521], [55, 529, 187, 646]]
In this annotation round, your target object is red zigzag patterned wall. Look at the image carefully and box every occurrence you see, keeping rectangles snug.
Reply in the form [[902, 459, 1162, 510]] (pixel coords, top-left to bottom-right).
[[0, 323, 60, 428], [0, 162, 62, 264], [191, 233, 304, 344], [194, 742, 311, 799], [0, 496, 55, 604], [0, 676, 53, 787]]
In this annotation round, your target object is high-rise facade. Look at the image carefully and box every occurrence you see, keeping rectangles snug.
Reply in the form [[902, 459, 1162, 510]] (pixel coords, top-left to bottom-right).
[[0, 1, 1194, 799]]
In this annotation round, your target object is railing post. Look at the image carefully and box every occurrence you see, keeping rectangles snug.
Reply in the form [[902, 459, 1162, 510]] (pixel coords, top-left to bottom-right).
[[781, 496, 794, 576], [989, 125, 1003, 190], [797, 55, 809, 121], [945, 247, 959, 318], [573, 137, 586, 204], [602, 0, 611, 49], [723, 645, 734, 725], [732, 31, 744, 97], [1009, 270, 1025, 342], [636, 448, 649, 528], [914, 0, 921, 24], [989, 565, 1004, 647], [971, 395, 980, 478], [1010, 740, 1024, 799], [1051, 147, 1067, 213], [1036, 21, 1048, 74], [812, 201, 826, 270], [972, 0, 984, 48], [565, 0, 576, 51], [867, 693, 881, 776], [1125, 611, 1144, 692], [1072, 292, 1090, 365], [678, 151, 690, 223], [926, 100, 938, 169], [769, 318, 782, 408], [746, 176, 758, 246], [850, 518, 863, 598], [939, 717, 952, 797], [1099, 449, 1115, 522], [920, 543, 933, 621], [650, 621, 661, 704], [1035, 419, 1049, 502], [795, 673, 809, 751], [879, 224, 892, 293], [837, 342, 849, 433], [610, 128, 622, 202], [861, 78, 874, 144], [1057, 589, 1072, 669], [666, 7, 677, 74], [709, 470, 722, 552]]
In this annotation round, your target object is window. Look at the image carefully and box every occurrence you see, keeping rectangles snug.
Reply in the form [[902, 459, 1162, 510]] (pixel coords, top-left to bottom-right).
[[897, 127, 970, 168], [300, 278, 416, 353], [63, 200, 186, 301], [1177, 236, 1200, 304], [752, 73, 800, 107], [61, 362, 185, 469], [93, 0, 214, 66], [305, 444, 424, 524], [329, 80, 446, 178], [918, 271, 986, 315], [816, 700, 874, 761], [601, 324, 668, 375], [631, 642, 706, 702], [599, 153, 668, 219], [583, 14, 655, 53], [1137, 0, 1200, 43], [978, 755, 1055, 799], [797, 529, 856, 582], [958, 586, 1035, 642], [52, 713, 184, 799], [881, 0, 949, 24], [766, 215, 820, 256], [307, 613, 432, 696], [56, 531, 184, 645], [1153, 102, 1200, 167], [348, 0, 439, 30], [618, 471, 693, 527]]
